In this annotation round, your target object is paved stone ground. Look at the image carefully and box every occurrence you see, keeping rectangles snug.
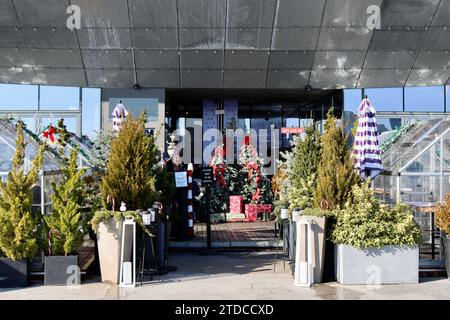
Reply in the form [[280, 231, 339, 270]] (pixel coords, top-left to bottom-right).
[[0, 250, 449, 300]]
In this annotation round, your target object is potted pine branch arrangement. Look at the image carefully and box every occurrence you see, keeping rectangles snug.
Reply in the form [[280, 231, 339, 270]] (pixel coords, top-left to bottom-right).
[[0, 122, 44, 288], [43, 147, 86, 286], [436, 193, 450, 279]]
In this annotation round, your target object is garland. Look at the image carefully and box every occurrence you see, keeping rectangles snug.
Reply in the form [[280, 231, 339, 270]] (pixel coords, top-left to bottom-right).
[[379, 122, 417, 153], [90, 210, 154, 237], [40, 124, 93, 161], [9, 118, 93, 165]]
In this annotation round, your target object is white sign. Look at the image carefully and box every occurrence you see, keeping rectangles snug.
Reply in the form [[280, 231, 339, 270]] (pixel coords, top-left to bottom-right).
[[175, 171, 188, 188]]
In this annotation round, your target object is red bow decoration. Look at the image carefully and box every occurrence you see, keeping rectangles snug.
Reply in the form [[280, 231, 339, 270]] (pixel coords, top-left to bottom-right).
[[252, 187, 261, 202], [247, 161, 259, 182], [212, 164, 226, 188], [43, 125, 56, 143], [209, 144, 227, 188]]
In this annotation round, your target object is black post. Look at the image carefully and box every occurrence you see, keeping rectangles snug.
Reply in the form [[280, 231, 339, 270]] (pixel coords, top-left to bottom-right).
[[199, 166, 219, 255], [206, 185, 212, 251]]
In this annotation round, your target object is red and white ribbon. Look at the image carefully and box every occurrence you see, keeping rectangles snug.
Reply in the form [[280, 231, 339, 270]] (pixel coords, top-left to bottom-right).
[[187, 163, 194, 236]]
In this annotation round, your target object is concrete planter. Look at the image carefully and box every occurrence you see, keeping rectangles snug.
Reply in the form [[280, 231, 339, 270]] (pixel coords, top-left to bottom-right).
[[0, 258, 27, 288], [96, 217, 125, 284], [443, 236, 450, 279], [335, 244, 419, 285], [44, 255, 80, 286]]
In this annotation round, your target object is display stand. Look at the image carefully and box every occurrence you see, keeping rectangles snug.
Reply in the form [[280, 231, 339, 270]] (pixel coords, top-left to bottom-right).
[[136, 209, 161, 285], [294, 214, 313, 287], [273, 209, 289, 272], [119, 217, 136, 288]]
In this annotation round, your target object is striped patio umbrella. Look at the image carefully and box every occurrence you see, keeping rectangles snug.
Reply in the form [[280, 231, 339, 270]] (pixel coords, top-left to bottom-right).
[[353, 96, 383, 180]]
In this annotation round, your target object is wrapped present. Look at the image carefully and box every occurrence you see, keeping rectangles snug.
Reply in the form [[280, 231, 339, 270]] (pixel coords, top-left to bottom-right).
[[245, 204, 272, 221], [226, 213, 246, 222], [259, 204, 272, 212], [229, 195, 244, 214], [245, 211, 257, 222]]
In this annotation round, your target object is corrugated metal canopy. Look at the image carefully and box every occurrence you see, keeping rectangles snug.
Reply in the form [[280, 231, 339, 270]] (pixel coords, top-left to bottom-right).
[[0, 0, 449, 89]]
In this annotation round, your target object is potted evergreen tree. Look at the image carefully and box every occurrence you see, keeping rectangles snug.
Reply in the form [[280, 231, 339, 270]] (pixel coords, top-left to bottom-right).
[[0, 122, 44, 288], [436, 193, 450, 279], [312, 110, 360, 281], [92, 114, 159, 284], [44, 148, 86, 286]]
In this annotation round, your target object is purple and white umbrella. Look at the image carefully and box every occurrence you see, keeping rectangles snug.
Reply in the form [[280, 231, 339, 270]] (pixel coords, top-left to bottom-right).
[[353, 96, 383, 180]]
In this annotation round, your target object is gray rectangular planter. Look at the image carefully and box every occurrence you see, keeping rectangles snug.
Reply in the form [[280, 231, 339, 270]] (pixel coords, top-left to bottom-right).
[[335, 244, 419, 285], [443, 236, 450, 279], [0, 258, 27, 288], [44, 255, 80, 286]]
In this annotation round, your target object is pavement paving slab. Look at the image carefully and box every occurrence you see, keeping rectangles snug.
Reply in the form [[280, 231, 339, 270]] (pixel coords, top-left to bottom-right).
[[0, 251, 449, 300]]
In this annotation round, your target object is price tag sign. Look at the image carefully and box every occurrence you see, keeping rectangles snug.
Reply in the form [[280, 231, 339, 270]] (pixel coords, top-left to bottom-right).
[[281, 127, 304, 134], [174, 171, 188, 188], [202, 167, 213, 185]]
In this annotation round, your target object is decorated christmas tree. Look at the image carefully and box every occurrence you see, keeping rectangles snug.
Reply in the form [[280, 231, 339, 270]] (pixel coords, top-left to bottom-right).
[[100, 114, 158, 211], [0, 122, 45, 260], [237, 136, 272, 205], [314, 109, 359, 211], [206, 144, 240, 213], [44, 148, 86, 256]]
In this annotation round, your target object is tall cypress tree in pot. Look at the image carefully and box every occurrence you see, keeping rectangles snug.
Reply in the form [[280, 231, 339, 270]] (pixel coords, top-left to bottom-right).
[[92, 114, 159, 284], [313, 109, 359, 211], [0, 122, 44, 288], [43, 147, 86, 286]]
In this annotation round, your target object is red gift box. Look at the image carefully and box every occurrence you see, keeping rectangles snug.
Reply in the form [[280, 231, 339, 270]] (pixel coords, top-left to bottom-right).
[[259, 204, 272, 212], [246, 211, 257, 222], [244, 204, 272, 221], [229, 195, 244, 214]]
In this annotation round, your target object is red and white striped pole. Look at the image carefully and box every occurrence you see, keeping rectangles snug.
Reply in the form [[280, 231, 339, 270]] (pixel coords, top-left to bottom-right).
[[187, 163, 194, 238]]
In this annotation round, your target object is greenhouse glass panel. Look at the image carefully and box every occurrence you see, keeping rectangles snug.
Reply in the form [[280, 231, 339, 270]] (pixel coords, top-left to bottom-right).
[[404, 140, 441, 173], [443, 131, 450, 171], [0, 118, 61, 172], [382, 119, 449, 171], [399, 175, 440, 203]]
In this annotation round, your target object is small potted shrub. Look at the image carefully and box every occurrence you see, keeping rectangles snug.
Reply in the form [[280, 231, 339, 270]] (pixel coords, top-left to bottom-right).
[[44, 148, 86, 286], [0, 122, 44, 288], [436, 193, 450, 278], [332, 183, 422, 285]]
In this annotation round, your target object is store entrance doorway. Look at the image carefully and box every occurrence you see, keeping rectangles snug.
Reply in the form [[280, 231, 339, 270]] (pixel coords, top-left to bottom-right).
[[165, 88, 341, 247]]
